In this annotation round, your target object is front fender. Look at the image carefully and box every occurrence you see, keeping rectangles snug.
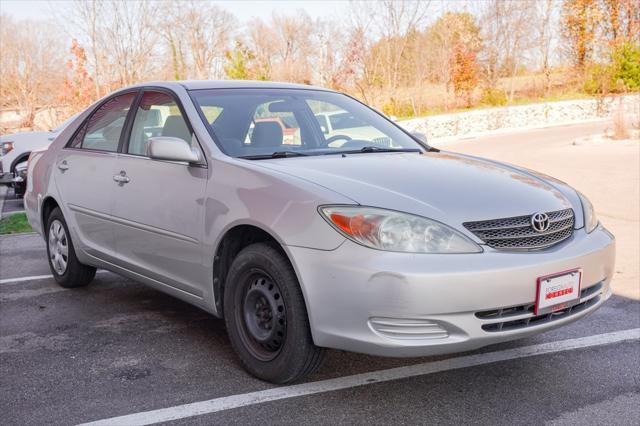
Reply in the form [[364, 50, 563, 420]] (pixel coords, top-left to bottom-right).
[[202, 157, 352, 258]]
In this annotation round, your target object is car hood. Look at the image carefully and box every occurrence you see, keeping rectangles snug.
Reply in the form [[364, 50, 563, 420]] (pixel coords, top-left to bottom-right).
[[0, 131, 50, 141], [249, 151, 574, 234]]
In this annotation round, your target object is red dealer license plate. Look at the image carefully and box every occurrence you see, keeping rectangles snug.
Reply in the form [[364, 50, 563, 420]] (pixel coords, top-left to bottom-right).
[[535, 269, 582, 315]]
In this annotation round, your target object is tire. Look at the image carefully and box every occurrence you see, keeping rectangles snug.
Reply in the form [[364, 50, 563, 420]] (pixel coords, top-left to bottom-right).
[[224, 243, 325, 384], [46, 207, 96, 288]]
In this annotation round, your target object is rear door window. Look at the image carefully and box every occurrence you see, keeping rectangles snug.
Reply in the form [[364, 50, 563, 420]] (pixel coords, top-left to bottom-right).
[[69, 92, 136, 152]]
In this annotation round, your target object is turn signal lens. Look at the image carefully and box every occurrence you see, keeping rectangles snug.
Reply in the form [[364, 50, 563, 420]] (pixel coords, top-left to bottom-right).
[[320, 206, 482, 253], [577, 191, 598, 233]]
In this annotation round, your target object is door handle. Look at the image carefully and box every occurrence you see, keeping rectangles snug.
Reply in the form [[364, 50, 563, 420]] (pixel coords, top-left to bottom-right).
[[57, 161, 69, 171], [113, 171, 130, 184]]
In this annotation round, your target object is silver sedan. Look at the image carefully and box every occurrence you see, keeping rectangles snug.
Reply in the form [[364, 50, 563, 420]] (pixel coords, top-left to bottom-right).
[[24, 81, 615, 383]]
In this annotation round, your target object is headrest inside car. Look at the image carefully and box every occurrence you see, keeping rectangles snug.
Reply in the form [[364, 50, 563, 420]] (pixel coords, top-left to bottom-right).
[[251, 121, 283, 147]]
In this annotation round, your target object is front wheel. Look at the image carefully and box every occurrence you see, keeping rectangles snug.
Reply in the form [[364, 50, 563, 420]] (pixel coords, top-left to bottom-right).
[[46, 207, 96, 288], [224, 243, 325, 383]]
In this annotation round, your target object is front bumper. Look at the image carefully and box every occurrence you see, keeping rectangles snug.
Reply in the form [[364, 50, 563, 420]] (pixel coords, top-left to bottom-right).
[[12, 174, 26, 197], [288, 226, 615, 357], [0, 166, 12, 184]]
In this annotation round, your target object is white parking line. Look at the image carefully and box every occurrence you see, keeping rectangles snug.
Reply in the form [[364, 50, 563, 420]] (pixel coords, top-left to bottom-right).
[[0, 270, 109, 285], [0, 274, 54, 285], [78, 328, 640, 426]]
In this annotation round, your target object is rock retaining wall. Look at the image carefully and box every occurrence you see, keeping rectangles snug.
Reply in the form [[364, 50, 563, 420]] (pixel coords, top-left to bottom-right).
[[398, 94, 639, 140]]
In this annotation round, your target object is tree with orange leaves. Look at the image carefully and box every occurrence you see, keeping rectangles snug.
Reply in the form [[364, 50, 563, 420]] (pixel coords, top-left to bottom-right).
[[561, 0, 602, 70], [452, 43, 480, 107], [601, 0, 640, 44], [61, 39, 95, 111]]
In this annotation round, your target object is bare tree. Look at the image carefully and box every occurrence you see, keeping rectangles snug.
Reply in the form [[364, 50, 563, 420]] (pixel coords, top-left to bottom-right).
[[312, 18, 348, 89], [352, 0, 431, 90], [155, 1, 188, 80], [536, 0, 558, 95], [175, 1, 236, 79], [105, 1, 160, 86], [60, 0, 160, 92], [479, 0, 537, 102], [0, 14, 66, 127], [247, 18, 278, 80], [247, 11, 316, 84], [156, 1, 236, 80], [64, 0, 103, 98]]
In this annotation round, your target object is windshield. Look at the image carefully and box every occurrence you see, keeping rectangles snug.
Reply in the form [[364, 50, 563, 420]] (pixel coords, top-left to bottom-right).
[[190, 89, 423, 158]]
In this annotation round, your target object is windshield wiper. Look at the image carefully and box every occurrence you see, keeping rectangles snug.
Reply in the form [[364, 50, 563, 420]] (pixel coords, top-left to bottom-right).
[[331, 146, 423, 155], [238, 151, 310, 160]]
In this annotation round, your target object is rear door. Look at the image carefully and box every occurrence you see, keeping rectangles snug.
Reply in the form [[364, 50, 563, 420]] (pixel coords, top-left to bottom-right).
[[110, 90, 208, 297], [54, 92, 137, 259]]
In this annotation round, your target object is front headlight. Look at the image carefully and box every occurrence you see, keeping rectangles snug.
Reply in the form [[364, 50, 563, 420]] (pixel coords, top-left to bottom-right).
[[1, 141, 14, 155], [577, 191, 598, 233], [319, 206, 482, 253]]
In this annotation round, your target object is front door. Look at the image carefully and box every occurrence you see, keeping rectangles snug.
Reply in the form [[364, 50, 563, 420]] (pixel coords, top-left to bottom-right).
[[110, 90, 208, 297], [54, 92, 137, 260]]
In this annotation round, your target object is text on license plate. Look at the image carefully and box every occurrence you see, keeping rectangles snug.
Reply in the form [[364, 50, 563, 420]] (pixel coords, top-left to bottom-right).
[[535, 269, 582, 315]]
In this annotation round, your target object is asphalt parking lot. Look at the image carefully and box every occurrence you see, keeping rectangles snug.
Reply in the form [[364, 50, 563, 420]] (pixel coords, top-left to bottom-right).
[[1, 122, 639, 425]]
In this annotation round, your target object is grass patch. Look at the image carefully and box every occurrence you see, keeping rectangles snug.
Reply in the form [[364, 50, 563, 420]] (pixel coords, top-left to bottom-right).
[[0, 213, 33, 234]]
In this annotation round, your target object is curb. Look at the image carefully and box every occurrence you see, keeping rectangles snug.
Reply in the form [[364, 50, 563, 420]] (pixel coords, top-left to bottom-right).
[[1, 210, 26, 217], [0, 185, 7, 220], [0, 231, 38, 238]]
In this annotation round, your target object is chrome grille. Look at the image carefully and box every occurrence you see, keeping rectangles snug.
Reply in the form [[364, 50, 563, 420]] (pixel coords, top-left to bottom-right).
[[463, 208, 574, 250]]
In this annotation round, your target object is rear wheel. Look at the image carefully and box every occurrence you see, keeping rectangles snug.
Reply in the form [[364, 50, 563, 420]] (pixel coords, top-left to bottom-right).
[[224, 243, 325, 383], [46, 207, 96, 288]]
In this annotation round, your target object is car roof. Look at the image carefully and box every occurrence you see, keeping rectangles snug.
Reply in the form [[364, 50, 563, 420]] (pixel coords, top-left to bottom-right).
[[125, 80, 334, 92]]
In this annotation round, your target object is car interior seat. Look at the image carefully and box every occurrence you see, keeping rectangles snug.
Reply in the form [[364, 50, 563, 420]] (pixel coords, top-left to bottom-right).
[[250, 121, 283, 148], [162, 115, 192, 144]]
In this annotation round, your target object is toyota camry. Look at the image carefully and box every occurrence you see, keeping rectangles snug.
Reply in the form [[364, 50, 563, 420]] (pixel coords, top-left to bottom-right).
[[24, 81, 615, 383]]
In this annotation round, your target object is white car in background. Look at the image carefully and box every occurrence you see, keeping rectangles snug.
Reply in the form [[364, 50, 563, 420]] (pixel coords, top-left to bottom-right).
[[0, 114, 78, 184], [314, 110, 392, 147]]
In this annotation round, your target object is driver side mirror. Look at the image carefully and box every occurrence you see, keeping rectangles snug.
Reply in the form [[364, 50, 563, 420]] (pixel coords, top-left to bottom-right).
[[147, 136, 200, 163], [411, 132, 428, 144]]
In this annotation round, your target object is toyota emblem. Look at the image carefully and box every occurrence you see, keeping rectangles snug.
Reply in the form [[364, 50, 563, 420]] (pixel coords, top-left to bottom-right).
[[531, 212, 550, 233]]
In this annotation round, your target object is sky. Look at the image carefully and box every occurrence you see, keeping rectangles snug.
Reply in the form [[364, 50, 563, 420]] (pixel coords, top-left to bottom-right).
[[0, 0, 351, 22]]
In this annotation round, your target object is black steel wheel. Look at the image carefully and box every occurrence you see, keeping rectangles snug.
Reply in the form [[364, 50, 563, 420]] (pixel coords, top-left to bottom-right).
[[239, 273, 287, 361], [224, 243, 325, 383]]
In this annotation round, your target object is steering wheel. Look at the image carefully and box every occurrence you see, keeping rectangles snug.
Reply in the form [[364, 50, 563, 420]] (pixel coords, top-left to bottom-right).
[[337, 139, 375, 149], [325, 134, 352, 145]]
